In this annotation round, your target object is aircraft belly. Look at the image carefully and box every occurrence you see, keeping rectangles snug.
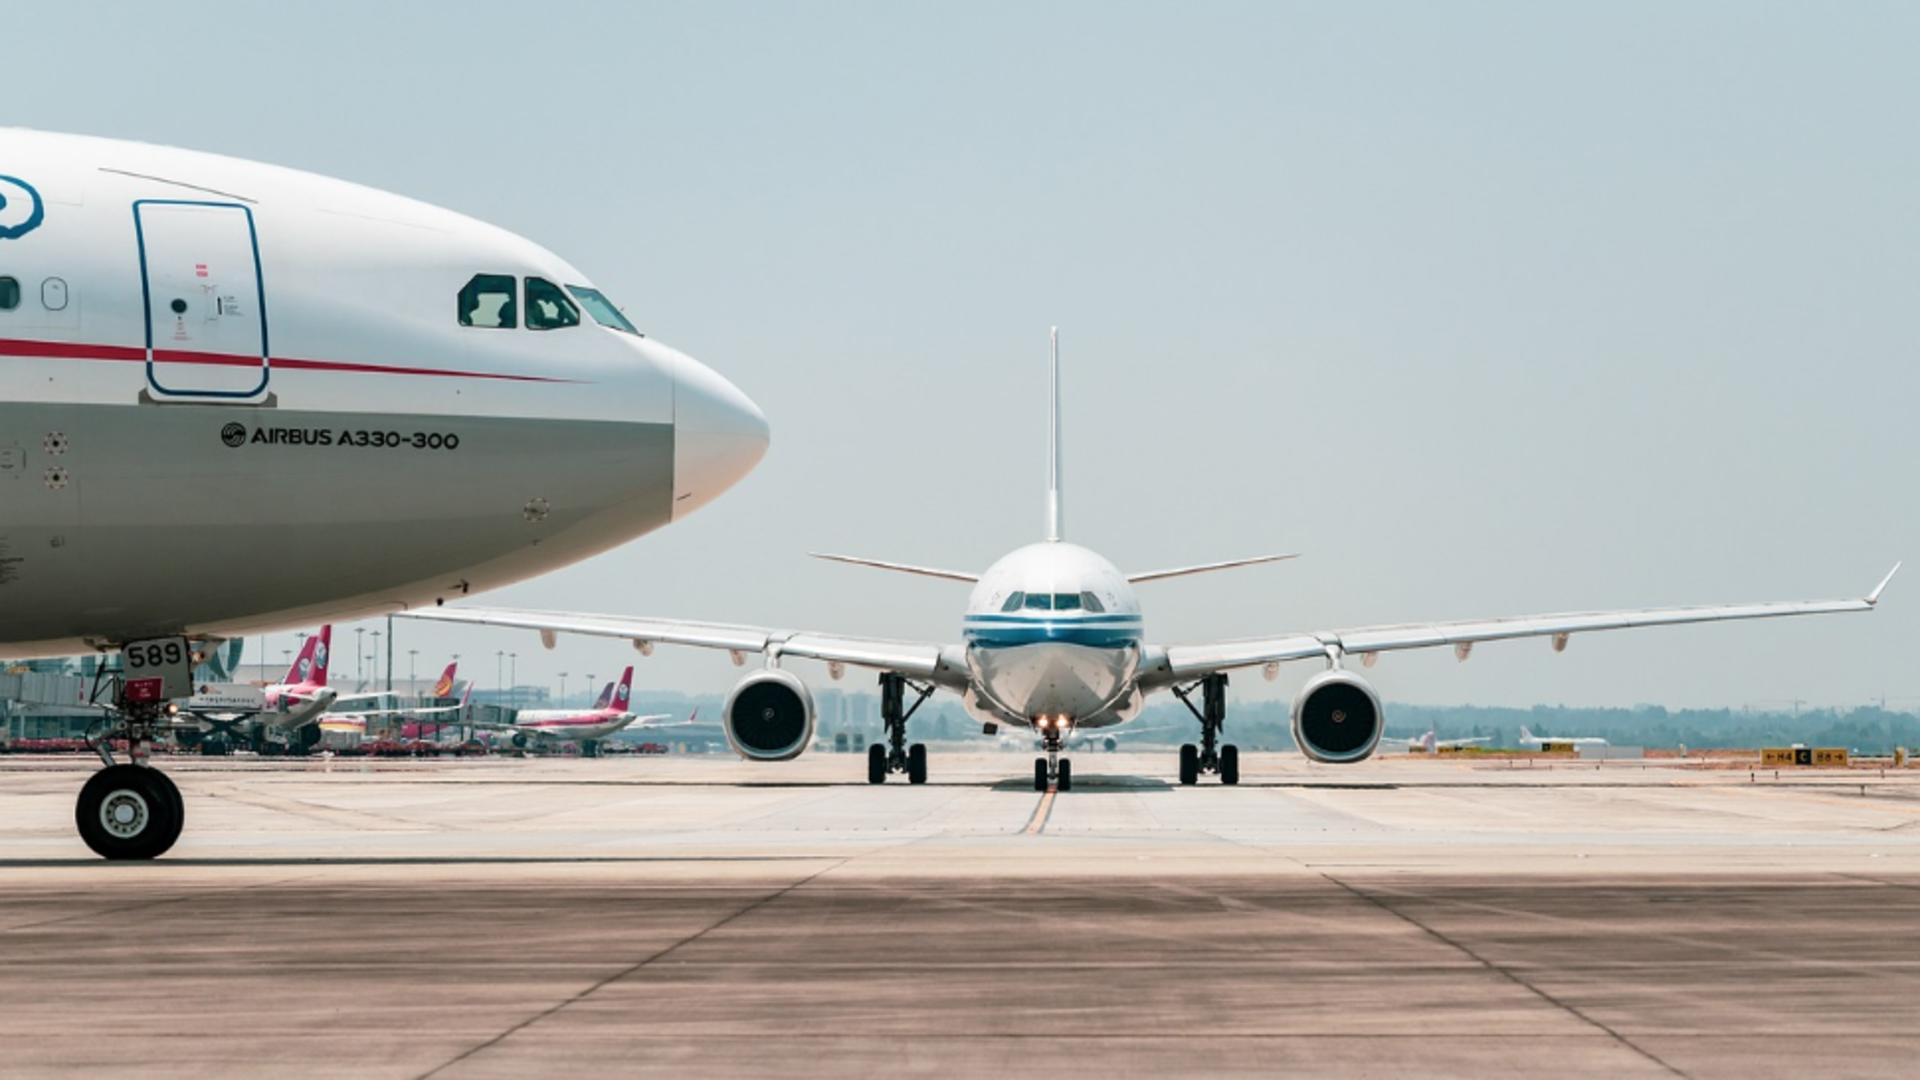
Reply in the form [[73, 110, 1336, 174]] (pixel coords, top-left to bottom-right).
[[0, 403, 672, 653], [967, 642, 1138, 723]]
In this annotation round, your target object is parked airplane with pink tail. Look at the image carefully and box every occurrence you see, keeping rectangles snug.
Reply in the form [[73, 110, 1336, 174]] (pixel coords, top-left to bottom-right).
[[478, 666, 673, 756], [188, 626, 403, 751]]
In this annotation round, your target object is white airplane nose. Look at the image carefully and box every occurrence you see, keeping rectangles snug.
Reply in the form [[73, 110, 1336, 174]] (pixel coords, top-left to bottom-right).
[[672, 353, 769, 520]]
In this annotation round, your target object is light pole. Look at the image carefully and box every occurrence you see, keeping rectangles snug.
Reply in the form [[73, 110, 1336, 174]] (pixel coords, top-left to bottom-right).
[[408, 649, 419, 691], [446, 653, 461, 740], [559, 672, 568, 705], [509, 652, 518, 708], [355, 627, 366, 685], [370, 630, 382, 694], [496, 650, 505, 705]]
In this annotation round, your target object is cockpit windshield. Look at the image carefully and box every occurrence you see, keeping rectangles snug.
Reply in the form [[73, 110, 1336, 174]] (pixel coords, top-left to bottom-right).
[[566, 285, 641, 335], [1023, 592, 1085, 612]]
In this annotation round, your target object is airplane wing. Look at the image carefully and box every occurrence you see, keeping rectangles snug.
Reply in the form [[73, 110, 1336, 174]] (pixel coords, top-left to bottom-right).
[[399, 608, 959, 685], [330, 691, 401, 706], [322, 701, 468, 720], [1148, 564, 1899, 686]]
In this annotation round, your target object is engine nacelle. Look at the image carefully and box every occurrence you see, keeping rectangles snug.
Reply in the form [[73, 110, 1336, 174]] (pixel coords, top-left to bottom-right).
[[723, 669, 815, 762], [1290, 669, 1384, 764]]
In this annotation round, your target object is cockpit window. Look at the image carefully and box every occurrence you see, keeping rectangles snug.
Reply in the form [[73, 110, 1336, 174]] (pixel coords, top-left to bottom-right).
[[1022, 593, 1083, 612], [1001, 591, 1025, 613], [1081, 592, 1106, 613], [567, 285, 641, 335], [525, 278, 580, 331], [457, 274, 516, 329]]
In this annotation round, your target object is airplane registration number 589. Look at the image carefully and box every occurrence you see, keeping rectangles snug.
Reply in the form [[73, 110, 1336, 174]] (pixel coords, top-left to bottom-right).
[[122, 635, 193, 701]]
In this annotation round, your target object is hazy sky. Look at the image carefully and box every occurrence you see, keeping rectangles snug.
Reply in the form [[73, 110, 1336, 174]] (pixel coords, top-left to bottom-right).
[[18, 2, 1916, 707]]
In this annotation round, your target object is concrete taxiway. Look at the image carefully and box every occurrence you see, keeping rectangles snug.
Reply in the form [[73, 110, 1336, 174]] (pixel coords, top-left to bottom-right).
[[2, 750, 1918, 1078]]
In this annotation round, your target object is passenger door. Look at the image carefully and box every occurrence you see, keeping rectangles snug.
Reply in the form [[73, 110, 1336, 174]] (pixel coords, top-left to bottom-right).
[[135, 200, 269, 399]]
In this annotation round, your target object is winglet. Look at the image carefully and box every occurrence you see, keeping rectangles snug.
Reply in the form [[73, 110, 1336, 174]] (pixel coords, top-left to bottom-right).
[[1868, 562, 1902, 605]]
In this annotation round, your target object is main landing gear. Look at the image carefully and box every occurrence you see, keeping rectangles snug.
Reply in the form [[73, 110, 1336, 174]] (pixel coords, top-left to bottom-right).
[[1172, 673, 1239, 786], [77, 703, 184, 860], [867, 673, 933, 785], [1032, 717, 1073, 792]]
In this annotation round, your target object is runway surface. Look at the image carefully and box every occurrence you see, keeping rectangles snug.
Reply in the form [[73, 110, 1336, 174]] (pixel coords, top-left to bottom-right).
[[3, 750, 1918, 1078]]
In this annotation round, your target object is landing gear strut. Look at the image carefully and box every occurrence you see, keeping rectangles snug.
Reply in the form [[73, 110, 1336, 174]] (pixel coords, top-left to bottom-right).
[[1173, 673, 1239, 786], [78, 701, 184, 860], [867, 672, 933, 784], [1033, 726, 1073, 793]]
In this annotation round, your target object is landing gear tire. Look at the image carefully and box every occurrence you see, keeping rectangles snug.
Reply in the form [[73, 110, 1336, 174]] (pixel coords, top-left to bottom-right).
[[76, 765, 182, 861], [293, 724, 323, 756], [1179, 743, 1200, 786], [1034, 758, 1049, 792], [150, 768, 184, 829], [875, 672, 935, 785], [1220, 744, 1240, 786], [868, 744, 888, 785], [1056, 758, 1073, 792]]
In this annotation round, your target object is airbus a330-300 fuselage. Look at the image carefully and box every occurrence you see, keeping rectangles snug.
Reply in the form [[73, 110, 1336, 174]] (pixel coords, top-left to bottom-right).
[[1, 129, 767, 859], [0, 128, 767, 658]]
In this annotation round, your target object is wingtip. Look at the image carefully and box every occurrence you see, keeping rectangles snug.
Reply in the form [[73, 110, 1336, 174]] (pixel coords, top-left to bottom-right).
[[1868, 562, 1902, 605]]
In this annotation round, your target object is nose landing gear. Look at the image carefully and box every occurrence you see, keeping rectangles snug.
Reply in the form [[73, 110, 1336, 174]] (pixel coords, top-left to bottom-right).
[[1033, 724, 1073, 792], [1173, 673, 1240, 786], [867, 672, 934, 784], [77, 703, 184, 860]]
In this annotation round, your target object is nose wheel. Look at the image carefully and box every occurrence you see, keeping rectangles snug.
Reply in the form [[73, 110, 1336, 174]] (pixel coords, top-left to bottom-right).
[[76, 765, 184, 860], [1173, 673, 1240, 785], [1033, 730, 1073, 792], [866, 673, 933, 784], [76, 699, 185, 860]]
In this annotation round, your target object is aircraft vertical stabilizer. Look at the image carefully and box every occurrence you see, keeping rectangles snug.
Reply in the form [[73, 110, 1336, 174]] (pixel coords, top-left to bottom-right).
[[1047, 326, 1063, 543]]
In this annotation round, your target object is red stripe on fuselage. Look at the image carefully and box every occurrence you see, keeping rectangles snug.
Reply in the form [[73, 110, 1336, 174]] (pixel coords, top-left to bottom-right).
[[521, 715, 620, 729], [0, 337, 574, 384]]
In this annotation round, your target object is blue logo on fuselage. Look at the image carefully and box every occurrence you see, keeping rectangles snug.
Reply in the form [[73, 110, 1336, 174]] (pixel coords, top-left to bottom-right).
[[0, 176, 46, 240]]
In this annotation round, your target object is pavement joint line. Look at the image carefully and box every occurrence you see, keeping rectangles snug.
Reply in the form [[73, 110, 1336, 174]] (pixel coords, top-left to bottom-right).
[[1318, 872, 1689, 1079], [1023, 789, 1057, 835], [1348, 875, 1920, 987], [1834, 872, 1920, 893], [0, 871, 319, 934], [413, 858, 850, 1080], [200, 784, 468, 833]]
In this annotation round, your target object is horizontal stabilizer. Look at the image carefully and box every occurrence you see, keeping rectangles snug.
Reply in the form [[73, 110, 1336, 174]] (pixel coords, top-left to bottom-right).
[[1126, 553, 1298, 584], [810, 553, 979, 583]]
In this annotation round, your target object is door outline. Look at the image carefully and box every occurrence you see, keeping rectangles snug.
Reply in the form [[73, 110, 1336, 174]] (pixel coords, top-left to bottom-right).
[[133, 199, 271, 399]]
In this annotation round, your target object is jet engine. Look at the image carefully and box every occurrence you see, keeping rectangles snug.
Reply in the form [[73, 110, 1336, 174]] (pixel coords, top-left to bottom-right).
[[723, 669, 815, 761], [1290, 670, 1384, 764]]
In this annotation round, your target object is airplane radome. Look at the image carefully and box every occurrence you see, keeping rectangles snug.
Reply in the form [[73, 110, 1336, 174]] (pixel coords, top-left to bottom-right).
[[0, 128, 768, 657], [0, 129, 767, 859]]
